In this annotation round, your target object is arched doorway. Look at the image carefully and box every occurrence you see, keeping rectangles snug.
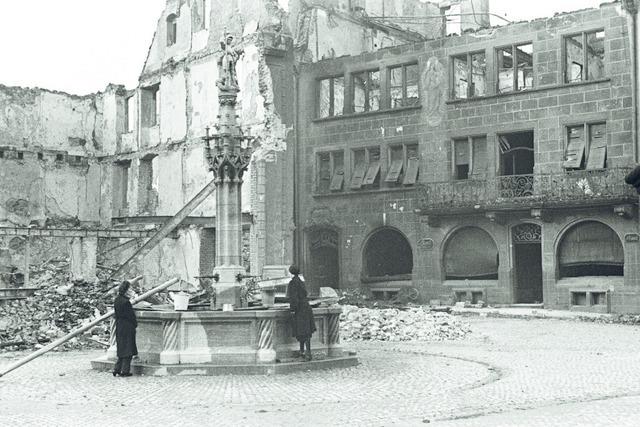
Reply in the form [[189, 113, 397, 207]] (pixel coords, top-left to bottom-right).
[[513, 223, 543, 303], [308, 229, 340, 289], [558, 221, 623, 278], [363, 227, 413, 279], [443, 227, 498, 280]]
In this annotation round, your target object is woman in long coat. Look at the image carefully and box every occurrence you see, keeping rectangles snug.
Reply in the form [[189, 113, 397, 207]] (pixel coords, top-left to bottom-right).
[[113, 280, 138, 377], [286, 265, 316, 361]]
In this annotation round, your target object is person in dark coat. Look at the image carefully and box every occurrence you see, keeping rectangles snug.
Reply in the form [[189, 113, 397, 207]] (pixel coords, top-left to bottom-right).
[[286, 265, 316, 361], [113, 280, 138, 377]]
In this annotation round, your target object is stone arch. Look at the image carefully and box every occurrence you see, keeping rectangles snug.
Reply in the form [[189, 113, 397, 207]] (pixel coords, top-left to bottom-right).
[[443, 226, 498, 280], [557, 220, 623, 278], [362, 227, 413, 278]]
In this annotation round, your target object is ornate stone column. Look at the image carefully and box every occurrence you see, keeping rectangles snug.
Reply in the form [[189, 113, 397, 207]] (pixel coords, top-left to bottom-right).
[[159, 319, 180, 364], [202, 32, 253, 308], [256, 318, 276, 363], [327, 312, 343, 357]]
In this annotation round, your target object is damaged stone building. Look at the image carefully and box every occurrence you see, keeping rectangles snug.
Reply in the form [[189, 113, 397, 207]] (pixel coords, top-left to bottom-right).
[[3, 0, 640, 313]]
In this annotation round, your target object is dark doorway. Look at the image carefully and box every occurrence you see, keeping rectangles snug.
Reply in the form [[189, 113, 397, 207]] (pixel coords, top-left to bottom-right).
[[513, 224, 543, 303], [499, 131, 534, 198], [308, 229, 340, 289]]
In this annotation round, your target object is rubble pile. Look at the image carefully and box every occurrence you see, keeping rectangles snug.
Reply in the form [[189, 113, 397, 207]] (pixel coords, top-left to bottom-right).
[[340, 305, 472, 342], [0, 259, 114, 352]]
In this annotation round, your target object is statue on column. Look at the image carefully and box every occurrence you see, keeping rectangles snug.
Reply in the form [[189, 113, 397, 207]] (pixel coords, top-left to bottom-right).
[[217, 32, 244, 90]]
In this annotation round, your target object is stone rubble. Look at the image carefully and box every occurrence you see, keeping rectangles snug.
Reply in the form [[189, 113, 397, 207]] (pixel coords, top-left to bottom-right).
[[0, 258, 113, 352], [339, 304, 472, 342]]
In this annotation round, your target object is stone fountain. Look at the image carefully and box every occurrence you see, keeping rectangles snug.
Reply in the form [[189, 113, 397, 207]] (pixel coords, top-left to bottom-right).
[[92, 34, 357, 375]]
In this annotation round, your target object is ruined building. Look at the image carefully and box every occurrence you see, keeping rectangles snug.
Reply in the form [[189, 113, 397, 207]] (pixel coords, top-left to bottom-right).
[[3, 0, 640, 313]]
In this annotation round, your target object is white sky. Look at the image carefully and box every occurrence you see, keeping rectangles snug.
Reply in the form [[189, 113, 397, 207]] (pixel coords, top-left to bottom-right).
[[0, 0, 611, 95]]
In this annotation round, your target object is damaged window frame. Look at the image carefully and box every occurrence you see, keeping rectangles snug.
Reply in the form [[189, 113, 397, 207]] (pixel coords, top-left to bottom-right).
[[317, 75, 345, 119], [452, 135, 487, 180], [451, 51, 487, 99], [496, 42, 534, 94], [350, 68, 381, 114], [316, 150, 345, 193], [563, 29, 605, 84], [385, 142, 420, 186], [388, 63, 420, 108], [141, 84, 160, 128], [563, 122, 607, 171]]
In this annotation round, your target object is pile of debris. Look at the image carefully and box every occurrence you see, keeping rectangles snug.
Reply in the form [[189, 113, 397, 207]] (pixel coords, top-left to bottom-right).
[[0, 258, 114, 352], [340, 304, 472, 342]]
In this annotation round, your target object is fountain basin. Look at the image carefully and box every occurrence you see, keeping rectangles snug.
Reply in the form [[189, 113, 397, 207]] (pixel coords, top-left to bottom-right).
[[91, 306, 358, 375]]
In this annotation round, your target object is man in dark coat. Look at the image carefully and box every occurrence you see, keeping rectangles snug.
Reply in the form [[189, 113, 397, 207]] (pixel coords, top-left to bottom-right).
[[286, 265, 316, 361], [113, 280, 138, 377]]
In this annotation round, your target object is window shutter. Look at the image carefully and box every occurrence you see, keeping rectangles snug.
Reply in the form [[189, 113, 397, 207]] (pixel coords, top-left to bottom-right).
[[385, 159, 404, 183], [363, 160, 381, 185], [402, 157, 419, 185], [329, 169, 344, 191], [563, 126, 585, 169], [350, 162, 367, 189], [586, 124, 606, 170]]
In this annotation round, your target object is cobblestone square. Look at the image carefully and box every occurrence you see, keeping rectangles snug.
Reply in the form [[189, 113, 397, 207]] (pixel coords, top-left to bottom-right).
[[3, 316, 640, 426]]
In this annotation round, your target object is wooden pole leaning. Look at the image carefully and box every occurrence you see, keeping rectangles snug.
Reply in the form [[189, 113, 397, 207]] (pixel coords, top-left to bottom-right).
[[0, 277, 180, 378]]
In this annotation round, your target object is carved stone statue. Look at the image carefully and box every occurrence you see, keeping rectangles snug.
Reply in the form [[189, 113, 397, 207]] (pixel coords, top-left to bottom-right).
[[423, 56, 446, 127], [217, 32, 244, 90]]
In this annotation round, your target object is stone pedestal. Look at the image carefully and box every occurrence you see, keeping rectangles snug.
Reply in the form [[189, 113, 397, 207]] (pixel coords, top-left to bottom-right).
[[92, 306, 358, 375], [212, 265, 244, 308]]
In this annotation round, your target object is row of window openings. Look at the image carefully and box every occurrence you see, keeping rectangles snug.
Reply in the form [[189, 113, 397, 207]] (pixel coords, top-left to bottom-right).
[[453, 30, 604, 99], [318, 63, 419, 118], [453, 123, 606, 181], [165, 0, 209, 46], [317, 144, 419, 193], [0, 151, 79, 162]]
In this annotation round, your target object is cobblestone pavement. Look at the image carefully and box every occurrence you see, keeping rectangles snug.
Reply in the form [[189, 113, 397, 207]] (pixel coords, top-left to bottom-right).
[[2, 317, 640, 426]]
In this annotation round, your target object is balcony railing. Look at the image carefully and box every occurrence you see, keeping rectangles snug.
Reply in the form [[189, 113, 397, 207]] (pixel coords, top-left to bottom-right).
[[418, 167, 636, 213]]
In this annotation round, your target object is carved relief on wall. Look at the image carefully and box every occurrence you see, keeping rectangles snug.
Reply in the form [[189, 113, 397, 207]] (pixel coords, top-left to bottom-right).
[[513, 223, 542, 243], [305, 206, 336, 229], [422, 56, 446, 127]]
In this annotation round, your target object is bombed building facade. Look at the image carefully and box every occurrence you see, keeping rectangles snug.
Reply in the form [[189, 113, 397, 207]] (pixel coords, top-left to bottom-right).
[[3, 0, 640, 313]]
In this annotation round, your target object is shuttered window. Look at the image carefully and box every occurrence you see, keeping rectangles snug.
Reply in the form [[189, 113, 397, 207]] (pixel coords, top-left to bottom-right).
[[586, 123, 606, 170], [564, 123, 606, 170], [317, 151, 345, 193]]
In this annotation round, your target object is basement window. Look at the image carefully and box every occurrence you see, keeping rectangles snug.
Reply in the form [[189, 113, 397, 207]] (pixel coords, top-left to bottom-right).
[[318, 76, 344, 118], [591, 292, 606, 306], [497, 43, 533, 93], [167, 14, 178, 46], [571, 292, 587, 306], [55, 154, 64, 162], [37, 152, 43, 160], [17, 152, 23, 160], [565, 30, 605, 83]]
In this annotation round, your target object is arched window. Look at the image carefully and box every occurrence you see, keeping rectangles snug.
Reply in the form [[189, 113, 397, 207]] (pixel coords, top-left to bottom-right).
[[167, 14, 177, 46], [558, 221, 623, 277], [363, 228, 413, 278], [444, 227, 498, 280]]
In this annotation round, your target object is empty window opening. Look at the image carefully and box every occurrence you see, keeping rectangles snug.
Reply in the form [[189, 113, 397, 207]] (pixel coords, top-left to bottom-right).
[[444, 227, 499, 280], [389, 63, 419, 108], [571, 291, 587, 306], [138, 155, 157, 214], [558, 221, 623, 278], [141, 84, 160, 127], [113, 160, 131, 216], [454, 291, 468, 303], [318, 76, 345, 118], [591, 292, 606, 306], [167, 14, 178, 46], [565, 30, 605, 83], [37, 152, 43, 160], [55, 154, 64, 161], [193, 0, 208, 31], [17, 152, 23, 160], [452, 51, 486, 99], [125, 96, 135, 133], [363, 228, 413, 279], [471, 291, 484, 304], [352, 69, 380, 113], [499, 131, 534, 176], [497, 43, 533, 93]]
